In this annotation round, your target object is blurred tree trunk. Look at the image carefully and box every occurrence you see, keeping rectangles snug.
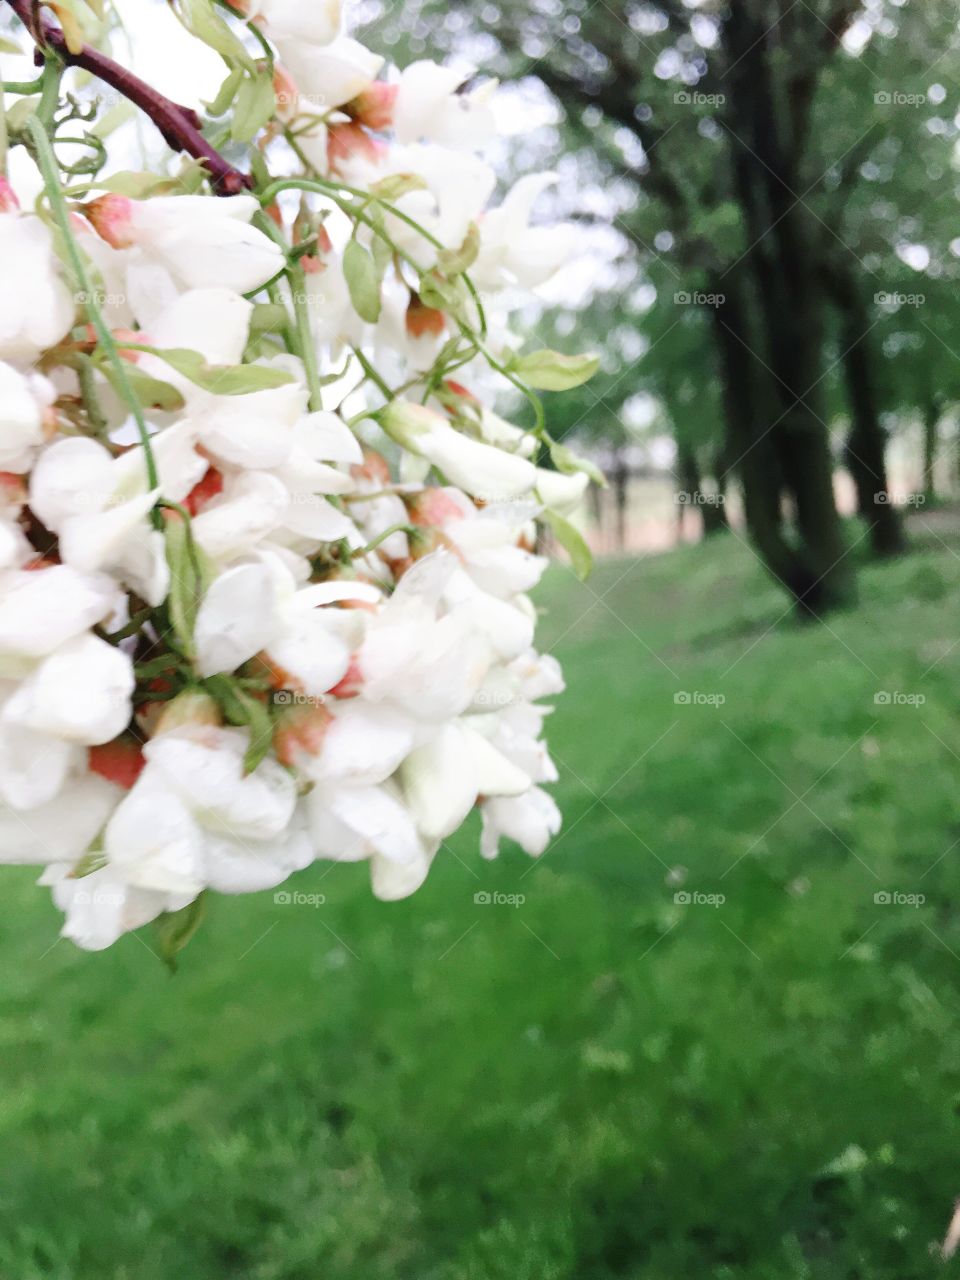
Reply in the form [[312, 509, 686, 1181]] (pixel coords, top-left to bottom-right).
[[704, 447, 730, 536], [827, 265, 905, 556], [720, 1, 853, 613], [676, 442, 699, 538]]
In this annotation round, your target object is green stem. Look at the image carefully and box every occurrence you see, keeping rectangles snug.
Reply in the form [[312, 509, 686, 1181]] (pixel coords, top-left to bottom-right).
[[26, 110, 162, 524], [250, 209, 322, 406], [36, 59, 62, 131], [288, 257, 323, 410], [358, 522, 415, 557], [258, 175, 488, 337], [2, 77, 45, 94], [350, 345, 394, 401]]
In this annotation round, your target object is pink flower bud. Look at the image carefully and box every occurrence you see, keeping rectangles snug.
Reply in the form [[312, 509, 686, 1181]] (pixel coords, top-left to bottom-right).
[[82, 194, 135, 248], [345, 81, 398, 131]]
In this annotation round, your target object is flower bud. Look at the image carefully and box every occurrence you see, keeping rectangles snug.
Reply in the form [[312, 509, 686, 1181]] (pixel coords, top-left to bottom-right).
[[345, 81, 398, 130]]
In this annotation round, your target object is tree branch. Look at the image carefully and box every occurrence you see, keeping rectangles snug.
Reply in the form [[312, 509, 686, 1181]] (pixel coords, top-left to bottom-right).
[[6, 0, 251, 194]]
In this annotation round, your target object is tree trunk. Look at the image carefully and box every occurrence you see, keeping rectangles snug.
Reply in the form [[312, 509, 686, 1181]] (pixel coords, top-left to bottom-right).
[[827, 265, 905, 556], [719, 2, 854, 613]]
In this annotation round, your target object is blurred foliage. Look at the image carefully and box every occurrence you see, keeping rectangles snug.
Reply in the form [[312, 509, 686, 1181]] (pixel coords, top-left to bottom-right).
[[356, 0, 960, 475]]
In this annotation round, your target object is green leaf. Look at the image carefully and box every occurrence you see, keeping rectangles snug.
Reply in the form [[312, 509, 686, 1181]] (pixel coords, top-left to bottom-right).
[[0, 35, 25, 54], [343, 239, 382, 324], [164, 516, 212, 660], [101, 363, 185, 412], [203, 675, 274, 774], [510, 349, 601, 392], [205, 67, 244, 118], [549, 440, 607, 488], [231, 71, 276, 143], [90, 167, 199, 198], [248, 303, 289, 335], [437, 222, 480, 277], [154, 894, 206, 973], [128, 346, 295, 396], [371, 173, 428, 201], [544, 510, 593, 580], [418, 270, 466, 315], [178, 0, 255, 71]]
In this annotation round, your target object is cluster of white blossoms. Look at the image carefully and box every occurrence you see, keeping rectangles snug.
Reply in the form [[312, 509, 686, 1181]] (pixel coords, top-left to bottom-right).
[[0, 0, 599, 954]]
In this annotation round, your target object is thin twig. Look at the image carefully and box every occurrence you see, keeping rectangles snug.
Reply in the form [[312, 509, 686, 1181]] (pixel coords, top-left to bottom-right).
[[6, 0, 251, 194]]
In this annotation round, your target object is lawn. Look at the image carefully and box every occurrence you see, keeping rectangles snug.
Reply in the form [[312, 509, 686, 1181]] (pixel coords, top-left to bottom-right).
[[3, 517, 960, 1279]]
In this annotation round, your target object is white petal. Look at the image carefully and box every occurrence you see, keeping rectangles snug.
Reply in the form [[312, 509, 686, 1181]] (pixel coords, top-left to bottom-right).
[[195, 563, 281, 677]]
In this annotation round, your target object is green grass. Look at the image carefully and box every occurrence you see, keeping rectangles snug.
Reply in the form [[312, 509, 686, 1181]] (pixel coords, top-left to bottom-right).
[[4, 519, 960, 1279]]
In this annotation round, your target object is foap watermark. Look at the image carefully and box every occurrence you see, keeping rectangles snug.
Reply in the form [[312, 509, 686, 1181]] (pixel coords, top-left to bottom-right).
[[674, 290, 725, 308], [873, 690, 925, 707], [874, 90, 926, 107], [674, 890, 726, 907], [674, 691, 726, 707], [874, 491, 925, 507], [274, 890, 326, 907], [272, 690, 327, 708], [677, 490, 726, 506], [674, 90, 726, 107], [473, 689, 520, 709], [875, 290, 925, 308], [73, 888, 124, 907], [75, 288, 126, 308], [474, 890, 525, 907], [874, 890, 925, 908]]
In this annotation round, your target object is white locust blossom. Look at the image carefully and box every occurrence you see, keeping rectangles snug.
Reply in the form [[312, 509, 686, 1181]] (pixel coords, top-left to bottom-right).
[[0, 20, 596, 956]]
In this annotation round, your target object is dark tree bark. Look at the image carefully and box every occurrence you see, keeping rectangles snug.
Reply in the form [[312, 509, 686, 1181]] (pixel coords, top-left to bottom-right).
[[718, 1, 854, 613], [827, 266, 905, 556]]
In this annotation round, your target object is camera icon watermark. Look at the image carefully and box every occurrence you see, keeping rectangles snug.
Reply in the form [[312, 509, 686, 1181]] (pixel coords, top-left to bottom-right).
[[673, 290, 725, 308], [474, 890, 525, 907], [274, 890, 326, 907], [674, 890, 726, 907], [272, 690, 327, 708], [873, 890, 925, 907], [873, 690, 925, 706], [674, 690, 726, 706], [875, 291, 925, 309], [874, 90, 926, 107], [873, 491, 925, 507]]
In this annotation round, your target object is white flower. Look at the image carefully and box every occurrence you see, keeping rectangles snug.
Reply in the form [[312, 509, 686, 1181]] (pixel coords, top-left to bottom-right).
[[480, 787, 561, 860], [472, 174, 575, 291], [0, 774, 120, 865], [278, 35, 383, 112], [0, 364, 55, 472], [400, 720, 530, 840], [380, 401, 537, 501], [306, 779, 435, 901], [42, 863, 195, 952], [0, 210, 75, 362], [393, 62, 496, 149], [2, 633, 134, 745], [85, 194, 284, 294], [0, 565, 120, 675], [535, 467, 589, 517], [354, 552, 492, 720], [249, 0, 341, 46], [136, 726, 311, 893]]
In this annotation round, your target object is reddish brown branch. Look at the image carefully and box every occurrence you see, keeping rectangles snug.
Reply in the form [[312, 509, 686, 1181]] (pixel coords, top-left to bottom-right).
[[7, 0, 252, 194]]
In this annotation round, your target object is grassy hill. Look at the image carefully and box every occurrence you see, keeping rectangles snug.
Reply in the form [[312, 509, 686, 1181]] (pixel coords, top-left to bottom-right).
[[3, 519, 960, 1279]]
